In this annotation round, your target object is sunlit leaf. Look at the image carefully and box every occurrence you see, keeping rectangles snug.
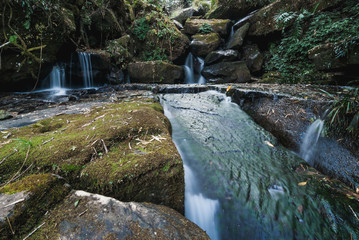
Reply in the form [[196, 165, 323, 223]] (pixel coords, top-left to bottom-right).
[[298, 181, 307, 186]]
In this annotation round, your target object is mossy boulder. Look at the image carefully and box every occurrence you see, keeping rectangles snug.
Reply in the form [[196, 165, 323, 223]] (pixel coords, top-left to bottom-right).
[[106, 35, 134, 69], [0, 174, 69, 240], [29, 190, 209, 240], [0, 99, 184, 213], [202, 61, 251, 83], [0, 110, 12, 121], [128, 61, 184, 84], [184, 19, 230, 36], [190, 33, 222, 57], [172, 7, 196, 25], [227, 23, 249, 50]]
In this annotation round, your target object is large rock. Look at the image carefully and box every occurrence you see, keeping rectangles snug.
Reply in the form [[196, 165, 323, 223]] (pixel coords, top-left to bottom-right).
[[128, 61, 184, 84], [243, 44, 263, 72], [172, 7, 196, 25], [248, 0, 341, 36], [190, 33, 222, 57], [204, 49, 239, 66], [202, 61, 251, 83], [30, 190, 210, 240], [308, 43, 359, 70], [184, 19, 230, 36], [0, 174, 70, 240], [227, 23, 249, 50], [207, 0, 271, 20]]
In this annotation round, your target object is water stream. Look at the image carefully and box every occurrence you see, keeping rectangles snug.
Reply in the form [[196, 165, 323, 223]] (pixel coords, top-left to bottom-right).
[[184, 53, 206, 84], [78, 52, 94, 88], [161, 91, 359, 240], [47, 64, 67, 95], [300, 119, 324, 165]]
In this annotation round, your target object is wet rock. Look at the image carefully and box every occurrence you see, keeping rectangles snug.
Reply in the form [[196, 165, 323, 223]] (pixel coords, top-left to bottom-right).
[[172, 7, 196, 25], [227, 23, 249, 50], [0, 110, 12, 121], [184, 19, 230, 36], [31, 190, 210, 240], [170, 32, 190, 62], [190, 33, 222, 57], [0, 174, 70, 239], [202, 61, 251, 83], [204, 49, 239, 66], [243, 44, 263, 72], [248, 0, 341, 36], [173, 19, 184, 30], [128, 61, 184, 84], [206, 0, 271, 19], [308, 43, 359, 70]]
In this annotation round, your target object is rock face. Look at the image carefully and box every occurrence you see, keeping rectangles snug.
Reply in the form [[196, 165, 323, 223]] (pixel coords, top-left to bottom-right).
[[308, 43, 359, 70], [227, 23, 249, 50], [0, 174, 70, 240], [243, 44, 263, 72], [202, 61, 251, 83], [184, 19, 230, 36], [30, 190, 210, 240], [172, 7, 196, 24], [205, 50, 239, 66], [248, 0, 341, 36], [128, 61, 184, 84], [190, 33, 222, 57], [207, 0, 271, 19]]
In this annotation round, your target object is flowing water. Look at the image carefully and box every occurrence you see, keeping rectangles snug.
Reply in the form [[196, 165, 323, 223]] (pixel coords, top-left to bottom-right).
[[161, 91, 359, 240], [300, 119, 324, 165], [184, 53, 206, 84], [78, 52, 94, 88], [48, 64, 67, 95]]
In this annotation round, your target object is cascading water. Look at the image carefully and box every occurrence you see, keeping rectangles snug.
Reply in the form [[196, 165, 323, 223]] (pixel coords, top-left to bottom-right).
[[300, 119, 324, 165], [48, 64, 66, 95], [78, 52, 94, 88], [184, 53, 206, 84]]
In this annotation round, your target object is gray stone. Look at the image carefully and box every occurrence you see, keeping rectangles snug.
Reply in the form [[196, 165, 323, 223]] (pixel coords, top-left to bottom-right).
[[172, 7, 196, 25], [184, 19, 230, 36], [0, 110, 12, 121], [202, 61, 251, 83], [31, 190, 210, 240], [227, 23, 249, 50], [190, 33, 222, 57], [204, 50, 239, 66], [243, 44, 263, 72]]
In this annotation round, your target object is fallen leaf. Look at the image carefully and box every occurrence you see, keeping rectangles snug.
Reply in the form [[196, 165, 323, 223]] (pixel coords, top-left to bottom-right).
[[74, 200, 80, 207], [264, 141, 274, 147], [226, 85, 232, 92], [298, 182, 307, 186]]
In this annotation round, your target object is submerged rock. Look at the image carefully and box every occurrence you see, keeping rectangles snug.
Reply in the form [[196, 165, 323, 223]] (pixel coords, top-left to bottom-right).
[[190, 33, 222, 57], [204, 49, 239, 66], [30, 190, 210, 240], [184, 19, 230, 36], [128, 61, 184, 84], [227, 23, 249, 50], [0, 174, 70, 239], [202, 61, 251, 83]]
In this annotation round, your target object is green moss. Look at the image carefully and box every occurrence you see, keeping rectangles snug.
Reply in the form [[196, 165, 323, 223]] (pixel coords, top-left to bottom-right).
[[192, 32, 220, 43], [0, 174, 54, 194]]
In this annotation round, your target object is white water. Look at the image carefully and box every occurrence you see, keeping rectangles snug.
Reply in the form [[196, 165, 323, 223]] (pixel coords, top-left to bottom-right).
[[300, 119, 324, 165], [184, 53, 206, 84], [78, 52, 94, 88], [48, 65, 67, 95]]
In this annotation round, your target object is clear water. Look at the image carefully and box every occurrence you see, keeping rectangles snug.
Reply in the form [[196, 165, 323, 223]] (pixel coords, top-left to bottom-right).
[[78, 52, 94, 88], [300, 119, 324, 165], [184, 53, 206, 84]]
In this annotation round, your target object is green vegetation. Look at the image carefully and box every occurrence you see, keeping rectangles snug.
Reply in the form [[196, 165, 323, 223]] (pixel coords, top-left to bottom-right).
[[265, 0, 359, 83], [198, 23, 214, 34]]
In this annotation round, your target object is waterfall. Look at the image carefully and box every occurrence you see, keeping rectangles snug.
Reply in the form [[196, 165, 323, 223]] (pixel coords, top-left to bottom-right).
[[184, 53, 206, 84], [49, 64, 66, 95], [300, 119, 324, 165], [78, 52, 94, 88]]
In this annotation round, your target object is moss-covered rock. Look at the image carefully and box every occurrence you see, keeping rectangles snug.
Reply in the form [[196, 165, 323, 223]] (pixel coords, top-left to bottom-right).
[[29, 190, 209, 240], [128, 61, 184, 84], [0, 174, 69, 240], [184, 18, 230, 36], [0, 99, 184, 213], [190, 33, 222, 57]]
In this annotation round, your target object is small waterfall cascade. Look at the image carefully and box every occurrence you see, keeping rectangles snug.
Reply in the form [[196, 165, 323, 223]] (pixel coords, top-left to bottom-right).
[[78, 52, 94, 88], [48, 64, 66, 95], [300, 119, 324, 165], [184, 53, 206, 84]]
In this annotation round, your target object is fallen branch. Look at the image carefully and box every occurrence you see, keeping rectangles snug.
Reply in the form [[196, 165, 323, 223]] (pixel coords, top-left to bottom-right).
[[7, 217, 15, 235], [78, 209, 88, 217], [42, 137, 54, 145], [0, 149, 18, 165], [101, 139, 108, 154], [23, 222, 45, 240], [0, 41, 10, 49], [4, 198, 25, 208], [349, 205, 359, 222]]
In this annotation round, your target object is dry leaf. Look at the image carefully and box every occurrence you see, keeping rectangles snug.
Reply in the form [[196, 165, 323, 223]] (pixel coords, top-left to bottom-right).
[[298, 182, 307, 186], [265, 141, 274, 147]]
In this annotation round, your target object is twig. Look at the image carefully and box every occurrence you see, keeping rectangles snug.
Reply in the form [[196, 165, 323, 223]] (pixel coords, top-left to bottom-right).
[[349, 205, 359, 222], [78, 209, 88, 217], [23, 222, 45, 240], [0, 41, 10, 49], [101, 139, 108, 154], [42, 137, 54, 145], [0, 149, 18, 165], [4, 198, 25, 208], [3, 163, 34, 187], [7, 217, 15, 235]]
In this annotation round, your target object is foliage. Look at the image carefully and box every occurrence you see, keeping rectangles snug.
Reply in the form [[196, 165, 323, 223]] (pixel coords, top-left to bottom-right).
[[320, 88, 359, 133], [132, 17, 150, 41], [265, 0, 359, 83], [143, 47, 168, 61], [198, 23, 213, 34]]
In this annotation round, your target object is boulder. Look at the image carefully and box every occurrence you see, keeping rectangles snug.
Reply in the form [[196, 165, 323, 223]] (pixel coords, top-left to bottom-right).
[[308, 43, 359, 70], [243, 44, 263, 72], [202, 61, 251, 83], [206, 0, 271, 20], [184, 19, 230, 36], [248, 0, 341, 36], [204, 49, 239, 66], [227, 23, 249, 50], [0, 110, 12, 121], [172, 7, 196, 25], [170, 32, 190, 63], [190, 33, 222, 57], [128, 61, 184, 84], [0, 174, 70, 240], [106, 35, 134, 69], [30, 190, 210, 240]]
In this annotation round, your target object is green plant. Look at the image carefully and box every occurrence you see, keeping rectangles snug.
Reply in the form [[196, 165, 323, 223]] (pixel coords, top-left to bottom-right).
[[132, 17, 150, 41], [198, 23, 213, 34], [143, 47, 168, 61]]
